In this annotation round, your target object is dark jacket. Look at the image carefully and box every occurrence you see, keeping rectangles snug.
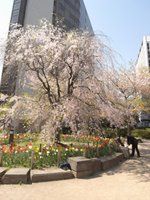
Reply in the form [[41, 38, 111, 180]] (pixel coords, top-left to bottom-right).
[[127, 135, 138, 146]]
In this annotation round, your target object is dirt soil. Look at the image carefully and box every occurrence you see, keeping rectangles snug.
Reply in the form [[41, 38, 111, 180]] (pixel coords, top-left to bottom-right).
[[0, 140, 149, 200]]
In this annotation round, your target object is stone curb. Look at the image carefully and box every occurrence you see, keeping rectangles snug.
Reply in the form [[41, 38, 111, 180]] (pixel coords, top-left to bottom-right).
[[31, 168, 74, 183], [0, 168, 8, 182], [100, 153, 124, 170], [68, 153, 125, 178], [1, 168, 31, 184], [0, 153, 125, 184]]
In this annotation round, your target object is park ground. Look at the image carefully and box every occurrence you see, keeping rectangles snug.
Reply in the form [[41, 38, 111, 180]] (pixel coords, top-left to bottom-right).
[[0, 140, 149, 200]]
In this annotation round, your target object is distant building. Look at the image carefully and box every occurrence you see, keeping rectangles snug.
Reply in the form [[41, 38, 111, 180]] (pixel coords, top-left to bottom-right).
[[136, 36, 150, 128], [1, 0, 93, 95], [136, 36, 150, 73]]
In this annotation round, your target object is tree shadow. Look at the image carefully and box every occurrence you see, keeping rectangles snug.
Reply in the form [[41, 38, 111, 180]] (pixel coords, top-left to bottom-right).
[[87, 140, 150, 183]]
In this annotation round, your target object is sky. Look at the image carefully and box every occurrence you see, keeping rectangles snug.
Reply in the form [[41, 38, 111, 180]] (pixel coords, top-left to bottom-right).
[[0, 0, 150, 78], [84, 0, 150, 64]]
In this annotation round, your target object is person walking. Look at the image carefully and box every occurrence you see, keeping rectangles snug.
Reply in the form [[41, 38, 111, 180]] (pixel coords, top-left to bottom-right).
[[127, 134, 140, 157]]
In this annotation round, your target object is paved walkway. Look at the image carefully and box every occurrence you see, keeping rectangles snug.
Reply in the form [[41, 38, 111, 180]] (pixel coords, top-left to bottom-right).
[[0, 140, 149, 200]]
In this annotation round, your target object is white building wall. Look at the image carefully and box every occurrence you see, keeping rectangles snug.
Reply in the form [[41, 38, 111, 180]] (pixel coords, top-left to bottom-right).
[[24, 0, 54, 26], [136, 36, 150, 73], [136, 36, 150, 127]]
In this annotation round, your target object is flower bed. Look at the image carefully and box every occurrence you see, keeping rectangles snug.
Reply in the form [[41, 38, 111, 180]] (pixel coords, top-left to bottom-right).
[[0, 133, 117, 169], [61, 134, 106, 144], [1, 144, 83, 169]]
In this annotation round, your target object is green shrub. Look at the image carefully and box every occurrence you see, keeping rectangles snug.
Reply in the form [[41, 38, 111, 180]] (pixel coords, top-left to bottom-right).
[[104, 128, 128, 138], [132, 128, 150, 139], [104, 128, 116, 138], [117, 128, 128, 137]]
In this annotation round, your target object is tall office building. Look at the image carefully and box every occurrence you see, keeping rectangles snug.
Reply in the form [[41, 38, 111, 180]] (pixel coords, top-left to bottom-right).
[[1, 0, 93, 95], [9, 0, 93, 31], [136, 36, 150, 73], [136, 36, 150, 127]]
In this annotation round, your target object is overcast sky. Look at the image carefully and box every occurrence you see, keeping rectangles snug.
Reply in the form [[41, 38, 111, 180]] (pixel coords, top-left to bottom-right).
[[0, 0, 150, 79]]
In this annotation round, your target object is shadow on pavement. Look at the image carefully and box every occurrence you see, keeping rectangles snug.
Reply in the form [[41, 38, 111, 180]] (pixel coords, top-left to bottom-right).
[[88, 140, 150, 183]]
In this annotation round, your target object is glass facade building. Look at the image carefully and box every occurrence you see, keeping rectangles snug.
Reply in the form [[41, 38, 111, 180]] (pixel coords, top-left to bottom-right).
[[53, 0, 80, 29], [10, 0, 27, 25], [10, 0, 93, 32]]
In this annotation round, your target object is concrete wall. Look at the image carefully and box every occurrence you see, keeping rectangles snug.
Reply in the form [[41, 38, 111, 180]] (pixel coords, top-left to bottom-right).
[[24, 0, 54, 26]]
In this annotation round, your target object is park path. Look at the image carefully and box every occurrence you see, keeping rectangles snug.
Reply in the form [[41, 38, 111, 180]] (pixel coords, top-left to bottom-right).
[[0, 140, 149, 200]]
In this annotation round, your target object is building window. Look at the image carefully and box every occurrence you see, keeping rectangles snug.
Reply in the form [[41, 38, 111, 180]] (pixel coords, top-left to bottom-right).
[[11, 15, 19, 23], [13, 3, 21, 10]]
